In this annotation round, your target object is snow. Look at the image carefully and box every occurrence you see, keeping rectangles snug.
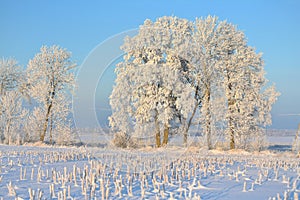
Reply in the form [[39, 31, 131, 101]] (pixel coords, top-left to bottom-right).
[[0, 134, 299, 199]]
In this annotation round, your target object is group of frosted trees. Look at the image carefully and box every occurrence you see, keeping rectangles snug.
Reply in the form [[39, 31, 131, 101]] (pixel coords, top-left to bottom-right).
[[0, 45, 75, 145], [109, 16, 279, 150]]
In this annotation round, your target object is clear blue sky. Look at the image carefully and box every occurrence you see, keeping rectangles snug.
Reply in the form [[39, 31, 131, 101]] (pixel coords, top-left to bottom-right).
[[1, 0, 300, 129]]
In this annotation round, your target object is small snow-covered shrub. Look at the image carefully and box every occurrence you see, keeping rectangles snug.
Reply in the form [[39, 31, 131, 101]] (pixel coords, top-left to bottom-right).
[[236, 129, 267, 152], [249, 132, 268, 152], [215, 141, 230, 151], [23, 107, 44, 143], [55, 124, 77, 145], [112, 132, 137, 148]]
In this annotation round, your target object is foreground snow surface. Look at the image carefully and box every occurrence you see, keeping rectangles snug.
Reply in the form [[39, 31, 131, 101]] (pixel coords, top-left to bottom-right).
[[0, 145, 299, 200]]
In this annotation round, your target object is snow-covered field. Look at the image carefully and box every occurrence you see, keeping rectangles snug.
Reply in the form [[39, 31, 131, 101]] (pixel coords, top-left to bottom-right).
[[0, 133, 299, 200]]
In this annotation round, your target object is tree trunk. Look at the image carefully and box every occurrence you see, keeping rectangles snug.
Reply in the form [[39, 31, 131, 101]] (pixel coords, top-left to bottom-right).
[[227, 99, 235, 150], [5, 119, 11, 144], [226, 73, 236, 150], [229, 117, 235, 149], [162, 123, 169, 146], [227, 88, 235, 150], [204, 86, 212, 149], [41, 102, 52, 142], [206, 120, 212, 149], [154, 111, 161, 148], [155, 129, 161, 147], [183, 130, 188, 147], [183, 83, 200, 146], [49, 115, 53, 144], [41, 121, 47, 142], [0, 82, 3, 95]]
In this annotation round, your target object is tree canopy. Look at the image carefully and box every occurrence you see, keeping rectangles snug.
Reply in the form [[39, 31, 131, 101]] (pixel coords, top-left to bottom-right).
[[109, 16, 279, 150]]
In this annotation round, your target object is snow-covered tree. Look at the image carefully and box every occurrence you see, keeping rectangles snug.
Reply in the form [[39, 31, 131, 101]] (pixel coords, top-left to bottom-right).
[[0, 58, 28, 144], [0, 58, 23, 95], [190, 16, 279, 150], [191, 16, 225, 149], [109, 16, 279, 149], [27, 45, 76, 142], [110, 17, 195, 147], [0, 91, 28, 144], [213, 21, 280, 150]]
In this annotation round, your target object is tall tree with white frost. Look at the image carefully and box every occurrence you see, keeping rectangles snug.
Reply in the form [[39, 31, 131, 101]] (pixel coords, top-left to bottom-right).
[[27, 45, 76, 142], [0, 58, 27, 144], [187, 16, 279, 149], [109, 16, 279, 149], [212, 20, 280, 149], [191, 16, 223, 149], [110, 17, 195, 147], [0, 91, 28, 144]]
